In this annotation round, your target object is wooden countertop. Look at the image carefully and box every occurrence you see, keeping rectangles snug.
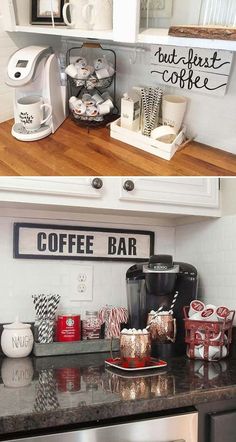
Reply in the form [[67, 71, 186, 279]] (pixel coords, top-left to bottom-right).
[[0, 118, 236, 176]]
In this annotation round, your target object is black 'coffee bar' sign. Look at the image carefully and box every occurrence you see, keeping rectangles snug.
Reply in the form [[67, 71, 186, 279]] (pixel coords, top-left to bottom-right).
[[13, 223, 154, 261], [150, 45, 233, 96]]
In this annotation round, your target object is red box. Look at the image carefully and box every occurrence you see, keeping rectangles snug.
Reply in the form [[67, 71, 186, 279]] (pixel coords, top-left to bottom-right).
[[56, 315, 81, 342]]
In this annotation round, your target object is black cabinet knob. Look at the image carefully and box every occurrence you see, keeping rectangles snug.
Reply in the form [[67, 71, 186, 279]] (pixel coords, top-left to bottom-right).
[[92, 178, 103, 190], [123, 180, 135, 192]]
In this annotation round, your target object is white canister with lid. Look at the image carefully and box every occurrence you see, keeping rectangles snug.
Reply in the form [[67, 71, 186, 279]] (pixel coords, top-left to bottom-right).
[[1, 319, 34, 358]]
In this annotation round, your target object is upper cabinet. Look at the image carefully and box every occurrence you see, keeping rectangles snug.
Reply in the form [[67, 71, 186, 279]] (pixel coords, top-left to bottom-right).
[[2, 0, 236, 50], [0, 177, 220, 218]]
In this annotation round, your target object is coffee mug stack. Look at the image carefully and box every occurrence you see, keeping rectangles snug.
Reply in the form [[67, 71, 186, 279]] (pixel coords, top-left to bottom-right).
[[63, 0, 113, 31]]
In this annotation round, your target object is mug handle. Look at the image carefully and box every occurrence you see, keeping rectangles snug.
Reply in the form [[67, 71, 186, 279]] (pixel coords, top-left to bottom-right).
[[41, 104, 52, 126], [82, 3, 94, 27], [63, 3, 75, 27], [167, 318, 177, 343]]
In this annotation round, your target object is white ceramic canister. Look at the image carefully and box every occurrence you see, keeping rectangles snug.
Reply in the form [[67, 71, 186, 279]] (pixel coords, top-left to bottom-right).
[[1, 320, 34, 358]]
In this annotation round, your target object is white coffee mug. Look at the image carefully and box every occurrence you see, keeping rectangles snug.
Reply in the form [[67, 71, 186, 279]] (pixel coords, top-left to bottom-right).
[[162, 95, 187, 134], [88, 0, 113, 30], [17, 96, 52, 132], [63, 0, 91, 29]]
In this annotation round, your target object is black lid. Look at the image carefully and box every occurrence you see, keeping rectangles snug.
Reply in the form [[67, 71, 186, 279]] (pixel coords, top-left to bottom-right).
[[147, 255, 174, 271]]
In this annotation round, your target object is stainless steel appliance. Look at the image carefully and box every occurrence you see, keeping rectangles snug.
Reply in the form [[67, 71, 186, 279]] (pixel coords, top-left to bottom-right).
[[126, 255, 198, 358], [3, 410, 198, 442]]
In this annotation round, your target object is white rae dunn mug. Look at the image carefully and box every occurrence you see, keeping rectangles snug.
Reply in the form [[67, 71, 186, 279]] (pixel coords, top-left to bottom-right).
[[162, 95, 187, 134], [89, 0, 113, 31], [17, 96, 52, 132], [63, 0, 91, 29]]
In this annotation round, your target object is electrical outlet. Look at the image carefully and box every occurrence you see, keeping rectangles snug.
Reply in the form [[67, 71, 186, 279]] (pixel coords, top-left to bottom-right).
[[141, 0, 173, 18], [78, 273, 87, 282], [68, 265, 93, 302], [77, 283, 86, 293]]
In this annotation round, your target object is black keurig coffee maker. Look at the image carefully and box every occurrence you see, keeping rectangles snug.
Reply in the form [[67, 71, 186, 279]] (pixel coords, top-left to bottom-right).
[[126, 255, 197, 358]]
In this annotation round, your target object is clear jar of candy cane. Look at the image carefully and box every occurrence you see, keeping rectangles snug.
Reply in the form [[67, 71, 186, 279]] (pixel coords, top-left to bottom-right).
[[82, 311, 101, 340]]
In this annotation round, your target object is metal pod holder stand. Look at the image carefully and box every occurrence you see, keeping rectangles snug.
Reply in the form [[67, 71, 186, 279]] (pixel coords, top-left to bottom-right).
[[66, 42, 119, 130]]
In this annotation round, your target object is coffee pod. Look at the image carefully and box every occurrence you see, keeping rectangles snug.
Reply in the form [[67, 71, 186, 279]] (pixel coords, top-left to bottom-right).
[[107, 65, 115, 76], [205, 304, 217, 310], [98, 102, 111, 116], [199, 345, 220, 360], [94, 57, 109, 70], [189, 300, 205, 317], [101, 92, 113, 101], [85, 99, 96, 107], [187, 345, 202, 358], [76, 67, 91, 80], [92, 93, 104, 105], [74, 103, 86, 116], [69, 96, 79, 111], [200, 308, 218, 322], [103, 99, 114, 110], [86, 105, 99, 117], [87, 65, 95, 75], [190, 312, 203, 321], [82, 93, 92, 102], [75, 57, 87, 68], [96, 68, 110, 80], [65, 64, 78, 79], [195, 330, 205, 348], [82, 94, 96, 106], [216, 306, 230, 321], [210, 331, 222, 342]]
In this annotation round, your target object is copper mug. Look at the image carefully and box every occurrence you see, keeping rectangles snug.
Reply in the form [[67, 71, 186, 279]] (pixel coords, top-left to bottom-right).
[[147, 313, 176, 343], [120, 332, 151, 368]]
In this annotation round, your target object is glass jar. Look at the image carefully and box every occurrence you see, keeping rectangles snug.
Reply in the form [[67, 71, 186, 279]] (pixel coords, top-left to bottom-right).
[[82, 311, 101, 340]]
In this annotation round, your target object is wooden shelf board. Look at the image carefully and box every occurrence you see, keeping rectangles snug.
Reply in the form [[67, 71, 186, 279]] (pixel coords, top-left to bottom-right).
[[13, 25, 114, 40], [7, 25, 236, 50], [138, 28, 236, 50]]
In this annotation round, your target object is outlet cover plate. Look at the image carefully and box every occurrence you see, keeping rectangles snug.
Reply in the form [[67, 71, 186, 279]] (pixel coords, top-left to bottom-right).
[[68, 264, 93, 302]]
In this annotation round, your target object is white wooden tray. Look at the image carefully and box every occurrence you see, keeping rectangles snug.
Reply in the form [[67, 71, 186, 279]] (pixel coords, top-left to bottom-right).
[[110, 118, 186, 161]]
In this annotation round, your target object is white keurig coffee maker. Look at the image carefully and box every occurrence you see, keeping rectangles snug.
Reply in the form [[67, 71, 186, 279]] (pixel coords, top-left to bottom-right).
[[5, 45, 67, 142]]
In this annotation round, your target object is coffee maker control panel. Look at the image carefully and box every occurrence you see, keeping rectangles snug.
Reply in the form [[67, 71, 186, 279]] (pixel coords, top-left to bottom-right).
[[6, 45, 52, 87]]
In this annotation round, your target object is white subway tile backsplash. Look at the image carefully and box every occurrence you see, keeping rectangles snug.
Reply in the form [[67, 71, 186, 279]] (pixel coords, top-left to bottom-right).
[[176, 215, 236, 322], [0, 214, 175, 323]]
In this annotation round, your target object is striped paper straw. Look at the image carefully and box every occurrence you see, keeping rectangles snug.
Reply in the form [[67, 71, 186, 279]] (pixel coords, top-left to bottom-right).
[[169, 291, 179, 314]]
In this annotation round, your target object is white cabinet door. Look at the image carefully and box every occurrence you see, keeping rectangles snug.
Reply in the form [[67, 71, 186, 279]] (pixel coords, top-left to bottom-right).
[[0, 177, 106, 209], [118, 177, 220, 216], [0, 177, 220, 218]]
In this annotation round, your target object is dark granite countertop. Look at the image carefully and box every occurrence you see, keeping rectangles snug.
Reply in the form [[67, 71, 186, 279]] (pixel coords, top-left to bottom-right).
[[1, 352, 236, 438]]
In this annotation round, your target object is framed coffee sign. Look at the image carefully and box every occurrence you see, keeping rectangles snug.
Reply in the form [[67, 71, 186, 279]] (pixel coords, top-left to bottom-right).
[[13, 223, 155, 262], [150, 45, 233, 96]]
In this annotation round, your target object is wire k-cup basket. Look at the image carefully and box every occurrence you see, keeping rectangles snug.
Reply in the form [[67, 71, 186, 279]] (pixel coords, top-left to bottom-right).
[[184, 306, 235, 361]]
